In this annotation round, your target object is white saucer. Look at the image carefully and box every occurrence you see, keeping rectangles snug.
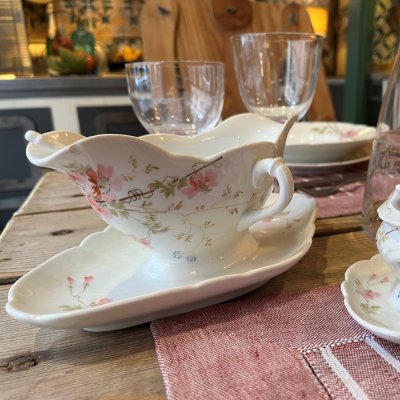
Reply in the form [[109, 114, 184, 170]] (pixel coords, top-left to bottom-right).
[[285, 121, 375, 164], [287, 145, 370, 176], [341, 254, 400, 344], [6, 193, 316, 332]]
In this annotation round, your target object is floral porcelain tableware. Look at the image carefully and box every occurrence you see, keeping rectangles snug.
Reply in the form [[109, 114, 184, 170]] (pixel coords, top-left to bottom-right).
[[284, 121, 376, 164], [375, 184, 400, 311], [341, 185, 400, 343], [25, 113, 295, 279], [286, 146, 370, 176], [6, 193, 316, 331], [341, 254, 400, 344]]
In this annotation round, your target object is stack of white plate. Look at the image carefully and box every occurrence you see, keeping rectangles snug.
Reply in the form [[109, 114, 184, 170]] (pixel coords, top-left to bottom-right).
[[284, 122, 376, 175]]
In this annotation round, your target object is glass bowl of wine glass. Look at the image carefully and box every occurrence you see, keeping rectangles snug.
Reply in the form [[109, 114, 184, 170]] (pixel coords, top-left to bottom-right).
[[231, 32, 323, 123], [126, 61, 225, 136]]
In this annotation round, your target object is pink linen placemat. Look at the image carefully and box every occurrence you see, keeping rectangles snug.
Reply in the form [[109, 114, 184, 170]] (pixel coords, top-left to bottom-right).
[[151, 285, 400, 399], [312, 181, 364, 219], [294, 165, 366, 219], [294, 162, 367, 219]]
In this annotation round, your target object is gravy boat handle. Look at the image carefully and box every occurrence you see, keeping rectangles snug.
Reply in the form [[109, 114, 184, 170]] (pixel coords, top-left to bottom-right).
[[237, 158, 294, 231]]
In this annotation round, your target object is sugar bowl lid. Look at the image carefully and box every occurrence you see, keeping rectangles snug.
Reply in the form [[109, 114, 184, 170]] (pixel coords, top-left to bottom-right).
[[378, 184, 400, 225]]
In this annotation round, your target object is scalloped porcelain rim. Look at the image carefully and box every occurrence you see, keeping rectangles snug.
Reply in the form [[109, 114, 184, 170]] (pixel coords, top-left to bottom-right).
[[6, 193, 316, 331], [26, 113, 287, 166], [341, 254, 400, 344], [286, 121, 376, 147], [287, 152, 370, 168], [287, 144, 370, 175], [285, 122, 375, 164]]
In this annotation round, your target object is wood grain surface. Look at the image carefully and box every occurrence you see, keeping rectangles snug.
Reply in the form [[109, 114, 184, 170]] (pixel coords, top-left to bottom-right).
[[0, 171, 377, 399], [15, 171, 90, 215], [0, 282, 165, 400]]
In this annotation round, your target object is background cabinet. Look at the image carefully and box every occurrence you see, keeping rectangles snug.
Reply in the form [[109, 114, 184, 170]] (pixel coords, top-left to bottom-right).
[[0, 77, 149, 230], [77, 106, 147, 136], [0, 109, 53, 229]]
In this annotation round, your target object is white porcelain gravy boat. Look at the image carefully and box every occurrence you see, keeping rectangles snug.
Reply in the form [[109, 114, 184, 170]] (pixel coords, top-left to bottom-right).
[[25, 113, 295, 278]]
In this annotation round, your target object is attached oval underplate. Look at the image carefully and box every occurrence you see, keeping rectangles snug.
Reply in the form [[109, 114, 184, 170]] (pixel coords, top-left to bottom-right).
[[284, 121, 376, 164], [6, 193, 316, 332]]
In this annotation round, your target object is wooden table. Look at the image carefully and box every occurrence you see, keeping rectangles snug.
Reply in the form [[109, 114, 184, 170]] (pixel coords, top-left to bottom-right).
[[0, 172, 378, 399]]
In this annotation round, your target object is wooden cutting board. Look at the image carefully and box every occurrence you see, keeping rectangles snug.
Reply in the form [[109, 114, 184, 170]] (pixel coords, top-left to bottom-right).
[[140, 0, 336, 121]]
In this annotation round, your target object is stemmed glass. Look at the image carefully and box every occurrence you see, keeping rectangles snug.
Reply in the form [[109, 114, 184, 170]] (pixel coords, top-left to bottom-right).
[[125, 61, 225, 136], [231, 32, 323, 123]]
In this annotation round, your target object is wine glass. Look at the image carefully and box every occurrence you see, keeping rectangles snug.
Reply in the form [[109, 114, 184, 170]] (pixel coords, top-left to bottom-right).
[[231, 32, 323, 123], [363, 51, 400, 239], [125, 61, 225, 136]]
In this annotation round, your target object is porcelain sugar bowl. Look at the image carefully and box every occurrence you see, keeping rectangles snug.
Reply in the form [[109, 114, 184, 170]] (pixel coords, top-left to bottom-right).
[[376, 184, 400, 309], [25, 113, 295, 281]]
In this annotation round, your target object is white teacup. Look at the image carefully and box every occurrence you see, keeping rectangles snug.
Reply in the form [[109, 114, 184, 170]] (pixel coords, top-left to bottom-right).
[[26, 113, 294, 277]]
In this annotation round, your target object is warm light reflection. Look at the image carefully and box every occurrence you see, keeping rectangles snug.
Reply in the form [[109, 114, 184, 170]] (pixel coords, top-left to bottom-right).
[[28, 43, 46, 58], [0, 74, 16, 80], [306, 6, 329, 36]]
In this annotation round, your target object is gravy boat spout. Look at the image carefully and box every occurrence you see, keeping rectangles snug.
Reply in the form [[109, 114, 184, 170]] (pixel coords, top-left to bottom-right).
[[25, 130, 85, 160], [25, 113, 294, 280]]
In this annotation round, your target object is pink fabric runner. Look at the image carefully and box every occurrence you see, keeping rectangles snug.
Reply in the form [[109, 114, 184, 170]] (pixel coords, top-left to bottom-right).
[[151, 285, 400, 399], [294, 166, 366, 219], [312, 181, 364, 219]]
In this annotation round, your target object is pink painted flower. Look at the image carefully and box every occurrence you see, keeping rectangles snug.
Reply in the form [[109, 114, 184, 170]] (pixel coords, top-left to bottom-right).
[[262, 217, 274, 223], [356, 287, 382, 300], [86, 164, 124, 202], [381, 276, 390, 283], [67, 172, 95, 202], [84, 275, 94, 285], [130, 234, 153, 249], [66, 276, 74, 287], [87, 196, 112, 219], [340, 130, 358, 141], [96, 297, 112, 306], [181, 169, 219, 199], [87, 168, 102, 199], [137, 238, 153, 248], [68, 164, 123, 204], [67, 171, 87, 184]]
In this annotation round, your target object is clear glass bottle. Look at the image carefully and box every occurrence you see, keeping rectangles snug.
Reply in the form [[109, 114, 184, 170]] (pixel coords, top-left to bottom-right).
[[363, 49, 400, 238]]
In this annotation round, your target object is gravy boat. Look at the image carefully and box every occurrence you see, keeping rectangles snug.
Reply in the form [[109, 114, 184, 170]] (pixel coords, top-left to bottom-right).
[[26, 113, 295, 279]]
